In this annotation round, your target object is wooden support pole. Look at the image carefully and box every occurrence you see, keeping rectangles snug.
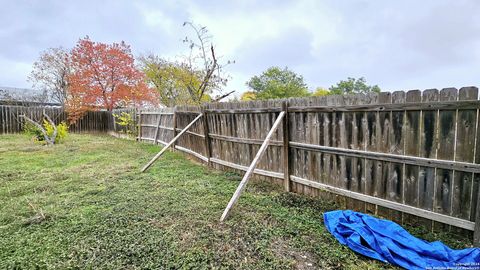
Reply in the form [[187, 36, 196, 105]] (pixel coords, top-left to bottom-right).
[[137, 109, 142, 141], [220, 111, 286, 222], [474, 183, 480, 246], [282, 101, 290, 192], [202, 107, 212, 165], [141, 113, 203, 173]]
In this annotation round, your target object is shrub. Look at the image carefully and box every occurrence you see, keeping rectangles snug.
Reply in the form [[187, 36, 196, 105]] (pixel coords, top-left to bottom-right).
[[24, 119, 69, 144], [24, 122, 45, 142], [113, 112, 136, 136]]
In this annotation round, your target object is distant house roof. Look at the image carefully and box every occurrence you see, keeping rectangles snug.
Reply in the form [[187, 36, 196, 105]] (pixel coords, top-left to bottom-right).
[[0, 86, 61, 106]]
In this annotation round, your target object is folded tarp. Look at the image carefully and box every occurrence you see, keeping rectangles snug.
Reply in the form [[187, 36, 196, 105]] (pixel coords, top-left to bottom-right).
[[324, 210, 480, 269]]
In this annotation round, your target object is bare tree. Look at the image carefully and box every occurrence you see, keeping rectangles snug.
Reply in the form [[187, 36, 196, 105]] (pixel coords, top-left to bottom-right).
[[181, 22, 235, 103], [28, 47, 71, 105]]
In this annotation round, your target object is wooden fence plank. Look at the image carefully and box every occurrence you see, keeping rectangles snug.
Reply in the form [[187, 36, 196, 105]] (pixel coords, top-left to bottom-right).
[[377, 92, 392, 218], [434, 88, 458, 231], [452, 87, 478, 235], [403, 90, 421, 225], [387, 91, 405, 223], [365, 93, 378, 214], [282, 102, 290, 192], [417, 89, 440, 229]]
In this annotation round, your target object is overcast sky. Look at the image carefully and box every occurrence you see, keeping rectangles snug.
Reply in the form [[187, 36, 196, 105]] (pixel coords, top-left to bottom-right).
[[1, 0, 480, 97]]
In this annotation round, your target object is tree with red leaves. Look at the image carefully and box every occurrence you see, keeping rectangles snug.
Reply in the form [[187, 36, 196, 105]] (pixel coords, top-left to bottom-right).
[[67, 37, 157, 122]]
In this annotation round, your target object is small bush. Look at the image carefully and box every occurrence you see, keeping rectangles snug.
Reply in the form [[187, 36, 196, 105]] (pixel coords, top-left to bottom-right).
[[44, 120, 69, 142], [24, 119, 69, 144], [24, 122, 45, 142], [113, 112, 136, 136]]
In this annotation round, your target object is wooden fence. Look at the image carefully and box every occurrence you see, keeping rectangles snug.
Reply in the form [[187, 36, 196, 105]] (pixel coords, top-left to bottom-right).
[[0, 105, 135, 134], [138, 87, 480, 244]]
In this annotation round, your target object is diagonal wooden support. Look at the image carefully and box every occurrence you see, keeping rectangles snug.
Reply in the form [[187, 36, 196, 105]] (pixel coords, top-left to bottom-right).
[[141, 113, 203, 172], [220, 111, 285, 222]]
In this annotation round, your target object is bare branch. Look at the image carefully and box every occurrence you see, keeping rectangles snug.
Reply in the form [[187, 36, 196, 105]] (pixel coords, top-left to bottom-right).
[[181, 22, 232, 104], [212, 90, 235, 102], [20, 115, 53, 145]]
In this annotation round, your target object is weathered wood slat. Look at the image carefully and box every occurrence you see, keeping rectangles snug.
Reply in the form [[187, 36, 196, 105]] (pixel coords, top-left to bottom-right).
[[434, 88, 458, 231], [403, 90, 421, 225], [365, 93, 378, 214], [452, 87, 478, 222], [388, 91, 405, 223], [414, 89, 440, 228], [376, 92, 392, 218], [282, 102, 291, 192]]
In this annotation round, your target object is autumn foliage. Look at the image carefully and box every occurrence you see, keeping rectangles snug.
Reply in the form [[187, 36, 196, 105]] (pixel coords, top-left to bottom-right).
[[67, 37, 157, 122]]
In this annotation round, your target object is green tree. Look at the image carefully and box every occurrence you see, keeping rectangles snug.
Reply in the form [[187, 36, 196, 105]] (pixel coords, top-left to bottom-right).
[[140, 55, 204, 106], [240, 91, 256, 101], [312, 87, 330, 96], [329, 77, 380, 95], [246, 66, 310, 100]]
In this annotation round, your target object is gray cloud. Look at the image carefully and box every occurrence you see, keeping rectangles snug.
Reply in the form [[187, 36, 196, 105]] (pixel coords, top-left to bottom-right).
[[1, 0, 480, 94], [234, 27, 315, 74]]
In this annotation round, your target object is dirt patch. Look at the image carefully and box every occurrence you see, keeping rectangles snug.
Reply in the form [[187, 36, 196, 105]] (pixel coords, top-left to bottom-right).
[[272, 238, 317, 270]]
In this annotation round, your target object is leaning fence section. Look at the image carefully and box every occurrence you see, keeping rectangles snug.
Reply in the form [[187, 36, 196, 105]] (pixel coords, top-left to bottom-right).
[[138, 87, 480, 244]]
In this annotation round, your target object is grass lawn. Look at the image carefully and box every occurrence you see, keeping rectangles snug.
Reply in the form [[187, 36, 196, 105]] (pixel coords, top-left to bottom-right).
[[0, 134, 473, 269]]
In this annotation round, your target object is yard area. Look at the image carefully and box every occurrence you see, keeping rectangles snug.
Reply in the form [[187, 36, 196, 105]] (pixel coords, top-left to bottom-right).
[[0, 134, 473, 269]]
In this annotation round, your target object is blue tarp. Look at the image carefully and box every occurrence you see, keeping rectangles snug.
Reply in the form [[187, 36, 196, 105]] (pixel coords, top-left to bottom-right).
[[324, 210, 480, 269]]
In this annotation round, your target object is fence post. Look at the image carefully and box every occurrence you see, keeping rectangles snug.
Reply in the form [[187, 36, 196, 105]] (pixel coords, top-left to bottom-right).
[[172, 106, 177, 150], [474, 184, 480, 246], [112, 111, 117, 133], [282, 101, 290, 192], [137, 109, 142, 141], [202, 106, 212, 165]]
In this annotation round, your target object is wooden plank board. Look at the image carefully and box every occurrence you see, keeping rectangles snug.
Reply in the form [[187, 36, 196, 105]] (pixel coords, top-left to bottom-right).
[[282, 102, 290, 192], [387, 91, 405, 223], [434, 88, 458, 231], [365, 93, 379, 214], [452, 87, 478, 235], [403, 90, 421, 225], [416, 89, 439, 229], [377, 92, 392, 218]]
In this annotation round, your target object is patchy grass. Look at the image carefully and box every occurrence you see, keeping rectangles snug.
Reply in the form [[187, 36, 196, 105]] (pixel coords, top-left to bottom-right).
[[0, 134, 472, 269]]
